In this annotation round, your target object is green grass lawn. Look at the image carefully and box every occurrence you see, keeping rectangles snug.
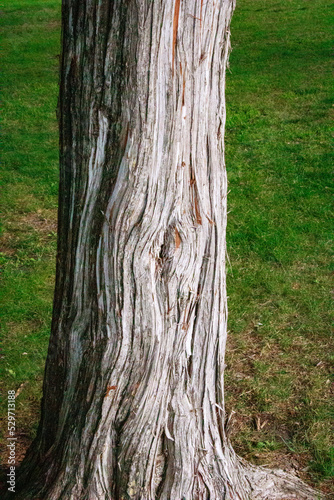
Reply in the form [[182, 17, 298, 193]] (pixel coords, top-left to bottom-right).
[[0, 0, 61, 457], [1, 0, 333, 494], [225, 0, 333, 492]]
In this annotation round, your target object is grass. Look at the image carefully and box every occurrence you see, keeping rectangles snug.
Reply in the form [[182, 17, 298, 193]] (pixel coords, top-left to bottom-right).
[[0, 0, 60, 454], [0, 0, 333, 494], [224, 0, 333, 492]]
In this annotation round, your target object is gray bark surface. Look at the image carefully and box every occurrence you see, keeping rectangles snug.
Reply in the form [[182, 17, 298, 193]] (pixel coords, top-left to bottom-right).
[[12, 1, 322, 498]]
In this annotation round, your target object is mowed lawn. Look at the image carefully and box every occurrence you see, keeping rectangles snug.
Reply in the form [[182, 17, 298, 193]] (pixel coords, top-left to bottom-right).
[[1, 0, 333, 494]]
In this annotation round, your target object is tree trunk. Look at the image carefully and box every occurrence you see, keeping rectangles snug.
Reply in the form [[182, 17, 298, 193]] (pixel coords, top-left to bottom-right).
[[13, 1, 321, 498]]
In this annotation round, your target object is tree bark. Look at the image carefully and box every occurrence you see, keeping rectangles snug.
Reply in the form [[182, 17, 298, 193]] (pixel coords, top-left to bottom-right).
[[13, 0, 322, 498]]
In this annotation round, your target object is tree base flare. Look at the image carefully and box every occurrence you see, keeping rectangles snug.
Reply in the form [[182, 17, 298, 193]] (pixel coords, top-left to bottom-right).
[[9, 441, 323, 500], [239, 459, 323, 500]]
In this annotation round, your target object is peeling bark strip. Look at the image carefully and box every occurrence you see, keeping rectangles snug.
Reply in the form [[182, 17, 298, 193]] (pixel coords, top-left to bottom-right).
[[13, 1, 322, 499], [172, 0, 181, 75]]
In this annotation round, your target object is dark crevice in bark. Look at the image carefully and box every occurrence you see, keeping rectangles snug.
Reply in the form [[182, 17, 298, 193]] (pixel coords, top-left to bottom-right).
[[154, 431, 168, 498]]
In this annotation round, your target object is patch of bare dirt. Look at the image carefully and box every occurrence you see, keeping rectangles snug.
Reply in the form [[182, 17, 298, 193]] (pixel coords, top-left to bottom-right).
[[20, 211, 57, 234], [0, 210, 57, 257], [0, 432, 31, 492], [48, 20, 61, 30]]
